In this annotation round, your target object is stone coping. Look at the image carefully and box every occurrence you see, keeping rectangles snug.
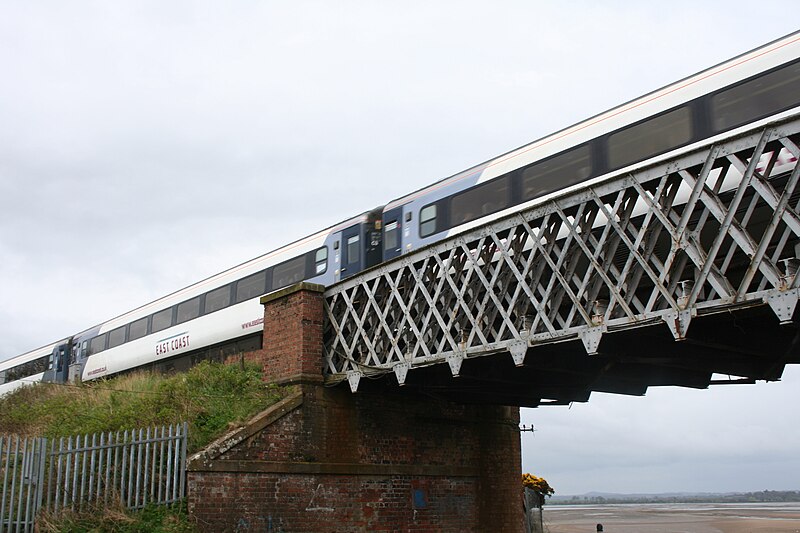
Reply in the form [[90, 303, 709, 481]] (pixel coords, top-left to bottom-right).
[[259, 282, 325, 305], [187, 390, 303, 470]]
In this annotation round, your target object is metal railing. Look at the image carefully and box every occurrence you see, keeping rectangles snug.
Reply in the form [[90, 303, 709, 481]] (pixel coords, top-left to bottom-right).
[[0, 423, 187, 533], [324, 115, 800, 391]]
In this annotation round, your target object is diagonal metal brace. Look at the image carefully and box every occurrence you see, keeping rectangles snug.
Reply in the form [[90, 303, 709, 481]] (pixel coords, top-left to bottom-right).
[[663, 309, 694, 340], [765, 288, 800, 325]]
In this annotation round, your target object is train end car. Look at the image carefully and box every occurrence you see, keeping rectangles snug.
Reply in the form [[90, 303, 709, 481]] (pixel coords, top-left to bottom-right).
[[76, 206, 385, 382], [0, 340, 69, 397]]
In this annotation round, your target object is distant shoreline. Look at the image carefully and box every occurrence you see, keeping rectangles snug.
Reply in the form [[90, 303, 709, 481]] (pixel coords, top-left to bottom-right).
[[549, 489, 800, 506]]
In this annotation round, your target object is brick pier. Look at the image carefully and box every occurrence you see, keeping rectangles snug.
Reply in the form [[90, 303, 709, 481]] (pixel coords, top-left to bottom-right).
[[187, 283, 523, 532]]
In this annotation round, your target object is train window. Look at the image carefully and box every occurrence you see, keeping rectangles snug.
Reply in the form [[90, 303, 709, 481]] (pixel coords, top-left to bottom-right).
[[384, 220, 399, 251], [236, 270, 267, 303], [129, 317, 148, 341], [711, 61, 800, 132], [90, 334, 107, 355], [151, 308, 173, 333], [315, 247, 328, 275], [205, 285, 232, 314], [608, 106, 693, 170], [107, 326, 126, 349], [522, 144, 593, 201], [176, 297, 201, 324], [3, 356, 50, 383], [420, 205, 438, 237], [346, 235, 360, 265], [451, 175, 512, 226], [273, 255, 306, 290]]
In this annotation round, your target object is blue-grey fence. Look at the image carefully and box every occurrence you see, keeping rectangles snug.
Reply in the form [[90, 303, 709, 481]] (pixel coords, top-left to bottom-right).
[[0, 423, 187, 533]]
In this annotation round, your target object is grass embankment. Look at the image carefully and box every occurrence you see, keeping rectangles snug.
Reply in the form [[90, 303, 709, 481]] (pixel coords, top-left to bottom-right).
[[0, 361, 283, 531], [37, 502, 196, 533], [0, 360, 283, 452]]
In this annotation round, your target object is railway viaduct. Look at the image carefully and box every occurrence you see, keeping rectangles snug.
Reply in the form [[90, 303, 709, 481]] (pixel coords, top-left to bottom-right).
[[186, 117, 800, 532]]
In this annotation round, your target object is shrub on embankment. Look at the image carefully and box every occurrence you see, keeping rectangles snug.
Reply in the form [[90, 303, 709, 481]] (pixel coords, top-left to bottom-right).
[[0, 361, 283, 453]]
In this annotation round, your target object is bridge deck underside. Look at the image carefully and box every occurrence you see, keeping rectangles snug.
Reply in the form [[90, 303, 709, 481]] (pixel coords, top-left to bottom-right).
[[323, 116, 800, 406], [349, 304, 799, 407]]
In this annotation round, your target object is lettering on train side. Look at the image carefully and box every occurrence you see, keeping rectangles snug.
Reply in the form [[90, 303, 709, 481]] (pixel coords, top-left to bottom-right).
[[241, 317, 264, 330], [155, 334, 190, 356], [87, 366, 107, 377]]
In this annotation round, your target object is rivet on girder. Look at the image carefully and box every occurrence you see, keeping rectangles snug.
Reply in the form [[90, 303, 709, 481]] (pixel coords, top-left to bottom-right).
[[509, 341, 528, 366], [663, 309, 694, 340], [766, 288, 800, 325], [447, 353, 464, 377], [580, 326, 604, 355], [393, 362, 411, 386], [346, 370, 363, 393]]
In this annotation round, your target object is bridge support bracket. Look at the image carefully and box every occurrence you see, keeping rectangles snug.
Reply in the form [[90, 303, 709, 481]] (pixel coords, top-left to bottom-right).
[[580, 326, 605, 356], [508, 341, 528, 366], [393, 362, 411, 385], [446, 353, 464, 377], [663, 309, 694, 340], [346, 370, 363, 393], [765, 288, 800, 325]]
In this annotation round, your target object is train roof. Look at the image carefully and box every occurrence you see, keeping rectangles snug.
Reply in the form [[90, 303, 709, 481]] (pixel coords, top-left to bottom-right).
[[75, 207, 383, 334], [383, 29, 800, 211], [0, 342, 58, 371], [4, 206, 383, 360]]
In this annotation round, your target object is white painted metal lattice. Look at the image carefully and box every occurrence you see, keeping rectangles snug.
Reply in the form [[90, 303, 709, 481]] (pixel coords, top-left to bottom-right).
[[324, 117, 800, 392]]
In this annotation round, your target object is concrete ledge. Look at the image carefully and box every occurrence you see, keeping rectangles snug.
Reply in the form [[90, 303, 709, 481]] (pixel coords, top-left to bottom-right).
[[269, 372, 325, 386], [260, 282, 326, 305], [187, 390, 303, 469], [191, 460, 480, 477]]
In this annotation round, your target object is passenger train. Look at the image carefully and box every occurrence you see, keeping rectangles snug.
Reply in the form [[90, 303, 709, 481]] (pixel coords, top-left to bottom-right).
[[4, 30, 800, 395]]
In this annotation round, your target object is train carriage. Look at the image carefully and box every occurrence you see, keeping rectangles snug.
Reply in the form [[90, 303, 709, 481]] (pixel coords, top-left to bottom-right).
[[4, 31, 800, 392]]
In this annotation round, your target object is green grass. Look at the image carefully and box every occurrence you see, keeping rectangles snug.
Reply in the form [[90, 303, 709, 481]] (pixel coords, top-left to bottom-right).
[[0, 361, 283, 531], [0, 361, 284, 452], [37, 501, 197, 533]]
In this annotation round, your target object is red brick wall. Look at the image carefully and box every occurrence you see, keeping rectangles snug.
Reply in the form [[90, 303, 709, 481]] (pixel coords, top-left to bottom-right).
[[188, 283, 523, 532], [190, 473, 479, 532], [238, 282, 327, 385]]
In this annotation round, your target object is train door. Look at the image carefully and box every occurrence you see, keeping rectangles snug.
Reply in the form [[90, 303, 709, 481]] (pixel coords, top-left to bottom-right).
[[52, 340, 72, 383], [340, 224, 364, 279], [383, 206, 403, 261]]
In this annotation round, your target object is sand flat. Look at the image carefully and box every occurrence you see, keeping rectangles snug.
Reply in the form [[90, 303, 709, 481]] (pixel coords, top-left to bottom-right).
[[543, 503, 800, 533]]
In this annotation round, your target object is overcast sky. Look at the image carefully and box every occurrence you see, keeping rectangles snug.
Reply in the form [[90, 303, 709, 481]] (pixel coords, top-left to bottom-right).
[[1, 2, 799, 496]]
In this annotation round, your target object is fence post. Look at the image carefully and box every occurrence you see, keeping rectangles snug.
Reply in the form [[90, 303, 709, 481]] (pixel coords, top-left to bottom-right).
[[0, 436, 7, 533]]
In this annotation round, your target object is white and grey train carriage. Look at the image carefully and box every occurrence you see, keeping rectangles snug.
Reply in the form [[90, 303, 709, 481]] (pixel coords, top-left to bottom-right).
[[4, 30, 800, 395]]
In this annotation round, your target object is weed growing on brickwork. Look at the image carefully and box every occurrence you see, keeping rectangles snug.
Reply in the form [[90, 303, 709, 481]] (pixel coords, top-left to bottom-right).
[[0, 361, 283, 452]]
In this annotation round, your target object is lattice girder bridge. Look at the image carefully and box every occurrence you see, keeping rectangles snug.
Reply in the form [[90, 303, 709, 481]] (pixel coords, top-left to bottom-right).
[[323, 116, 800, 406]]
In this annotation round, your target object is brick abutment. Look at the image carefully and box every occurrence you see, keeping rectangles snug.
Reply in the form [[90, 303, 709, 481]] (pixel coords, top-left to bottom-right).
[[187, 283, 523, 532]]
